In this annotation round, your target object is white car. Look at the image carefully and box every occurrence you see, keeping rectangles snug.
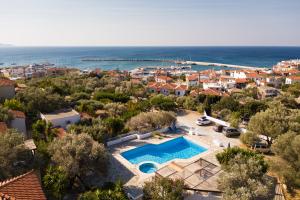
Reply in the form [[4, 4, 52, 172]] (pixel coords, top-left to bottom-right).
[[196, 118, 211, 126]]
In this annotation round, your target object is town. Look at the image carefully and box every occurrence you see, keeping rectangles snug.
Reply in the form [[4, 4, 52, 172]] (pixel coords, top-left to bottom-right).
[[0, 58, 299, 200]]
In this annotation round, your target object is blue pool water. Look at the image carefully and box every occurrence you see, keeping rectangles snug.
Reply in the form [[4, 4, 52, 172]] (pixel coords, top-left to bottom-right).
[[139, 163, 157, 174], [121, 137, 207, 165]]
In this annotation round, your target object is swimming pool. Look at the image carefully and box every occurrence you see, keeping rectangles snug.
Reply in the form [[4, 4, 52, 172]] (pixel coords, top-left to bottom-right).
[[121, 137, 207, 165]]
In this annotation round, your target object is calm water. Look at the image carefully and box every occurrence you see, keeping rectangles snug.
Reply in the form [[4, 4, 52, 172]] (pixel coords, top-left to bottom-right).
[[121, 137, 207, 165], [0, 46, 300, 71]]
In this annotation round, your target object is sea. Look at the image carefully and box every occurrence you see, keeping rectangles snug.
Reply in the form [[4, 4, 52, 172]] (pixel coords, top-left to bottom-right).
[[0, 46, 300, 71]]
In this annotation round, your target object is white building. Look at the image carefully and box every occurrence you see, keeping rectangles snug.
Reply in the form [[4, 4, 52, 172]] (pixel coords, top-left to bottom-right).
[[203, 82, 223, 91], [41, 109, 80, 128], [285, 76, 300, 85]]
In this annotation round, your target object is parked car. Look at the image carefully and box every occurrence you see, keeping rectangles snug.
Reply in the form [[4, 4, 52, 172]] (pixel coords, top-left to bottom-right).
[[222, 127, 240, 137], [213, 124, 224, 132], [196, 118, 211, 126], [251, 143, 271, 154]]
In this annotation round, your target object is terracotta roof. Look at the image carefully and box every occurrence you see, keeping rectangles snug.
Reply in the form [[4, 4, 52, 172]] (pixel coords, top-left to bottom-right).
[[200, 89, 229, 97], [55, 128, 67, 138], [288, 76, 300, 80], [9, 110, 26, 119], [246, 73, 261, 78], [0, 170, 46, 200], [235, 78, 248, 84], [156, 76, 172, 81], [186, 74, 199, 81], [0, 122, 8, 133], [0, 79, 15, 87], [175, 85, 188, 91]]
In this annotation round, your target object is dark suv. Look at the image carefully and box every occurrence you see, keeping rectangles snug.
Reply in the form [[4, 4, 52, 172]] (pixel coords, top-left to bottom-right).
[[222, 127, 240, 137]]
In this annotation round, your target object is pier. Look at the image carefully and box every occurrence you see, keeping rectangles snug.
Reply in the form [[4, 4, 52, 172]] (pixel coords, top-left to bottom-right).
[[81, 58, 267, 70], [176, 61, 267, 70]]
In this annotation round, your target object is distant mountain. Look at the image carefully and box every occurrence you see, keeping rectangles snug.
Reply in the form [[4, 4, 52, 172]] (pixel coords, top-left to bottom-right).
[[0, 43, 13, 47]]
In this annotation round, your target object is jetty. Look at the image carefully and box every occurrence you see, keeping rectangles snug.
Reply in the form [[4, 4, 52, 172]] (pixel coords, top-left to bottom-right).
[[176, 61, 267, 70], [81, 58, 267, 70]]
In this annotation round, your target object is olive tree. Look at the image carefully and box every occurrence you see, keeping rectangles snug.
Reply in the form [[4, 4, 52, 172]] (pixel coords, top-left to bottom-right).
[[47, 133, 109, 187], [143, 177, 185, 200], [218, 155, 273, 200], [246, 102, 300, 146], [0, 129, 33, 180], [126, 111, 176, 133]]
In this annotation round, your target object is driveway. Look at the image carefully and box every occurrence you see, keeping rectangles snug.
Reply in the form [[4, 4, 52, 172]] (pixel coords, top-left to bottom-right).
[[176, 110, 242, 148]]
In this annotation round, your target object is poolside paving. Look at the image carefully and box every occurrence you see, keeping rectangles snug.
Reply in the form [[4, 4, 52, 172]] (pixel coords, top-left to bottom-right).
[[107, 110, 241, 199]]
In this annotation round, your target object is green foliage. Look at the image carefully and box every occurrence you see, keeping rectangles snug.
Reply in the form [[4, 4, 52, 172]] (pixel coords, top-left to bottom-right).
[[143, 177, 185, 200], [94, 91, 130, 103], [216, 147, 268, 173], [126, 111, 176, 133], [271, 131, 300, 190], [76, 100, 103, 116], [213, 96, 240, 112], [240, 100, 267, 119], [0, 105, 13, 123], [43, 166, 69, 199], [229, 112, 241, 128], [0, 129, 33, 180], [78, 181, 128, 200], [32, 120, 55, 141], [3, 99, 24, 111], [70, 92, 91, 102], [150, 95, 177, 111], [240, 131, 260, 146], [16, 87, 68, 120], [102, 117, 125, 137], [218, 154, 273, 200], [247, 102, 300, 146], [47, 133, 109, 180]]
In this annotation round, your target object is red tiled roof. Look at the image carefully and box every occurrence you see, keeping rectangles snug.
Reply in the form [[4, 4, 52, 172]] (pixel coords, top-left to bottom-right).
[[0, 170, 46, 200], [200, 89, 229, 97], [235, 78, 248, 83], [175, 85, 188, 91], [186, 74, 199, 81], [288, 76, 300, 80], [0, 122, 8, 133], [156, 76, 172, 81], [55, 128, 67, 138], [9, 110, 25, 119], [0, 79, 15, 87], [246, 73, 260, 78]]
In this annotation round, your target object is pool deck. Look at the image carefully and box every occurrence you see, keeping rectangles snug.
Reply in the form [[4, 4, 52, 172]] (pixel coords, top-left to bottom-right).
[[107, 111, 242, 199]]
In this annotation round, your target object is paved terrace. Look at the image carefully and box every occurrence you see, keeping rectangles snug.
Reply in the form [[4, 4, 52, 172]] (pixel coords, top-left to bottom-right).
[[107, 111, 242, 199]]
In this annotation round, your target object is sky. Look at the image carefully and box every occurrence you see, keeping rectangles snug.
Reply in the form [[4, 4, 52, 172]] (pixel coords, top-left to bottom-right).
[[0, 0, 300, 46]]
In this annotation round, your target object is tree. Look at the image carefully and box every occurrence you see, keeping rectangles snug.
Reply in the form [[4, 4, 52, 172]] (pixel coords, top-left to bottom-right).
[[3, 99, 24, 111], [240, 100, 267, 119], [32, 120, 55, 141], [271, 131, 300, 190], [104, 103, 127, 117], [229, 112, 241, 128], [143, 177, 185, 200], [247, 102, 300, 146], [47, 133, 109, 187], [0, 129, 33, 180], [126, 111, 176, 133], [150, 95, 177, 111], [78, 181, 128, 200], [218, 154, 273, 200], [43, 166, 69, 199], [216, 147, 268, 173], [102, 117, 125, 137], [0, 105, 13, 123], [212, 96, 240, 112]]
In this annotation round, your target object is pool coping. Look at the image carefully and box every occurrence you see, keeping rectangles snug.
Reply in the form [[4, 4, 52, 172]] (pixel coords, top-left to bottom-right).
[[111, 134, 218, 180]]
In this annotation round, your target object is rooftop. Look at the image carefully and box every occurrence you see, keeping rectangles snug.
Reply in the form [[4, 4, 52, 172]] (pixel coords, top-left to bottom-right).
[[0, 79, 15, 87], [0, 170, 46, 200]]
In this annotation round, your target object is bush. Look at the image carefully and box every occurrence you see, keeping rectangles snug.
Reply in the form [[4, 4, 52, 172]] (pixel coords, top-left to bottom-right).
[[94, 92, 130, 103]]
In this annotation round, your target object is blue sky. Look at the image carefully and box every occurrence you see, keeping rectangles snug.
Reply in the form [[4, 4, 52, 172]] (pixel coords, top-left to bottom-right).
[[0, 0, 299, 46]]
